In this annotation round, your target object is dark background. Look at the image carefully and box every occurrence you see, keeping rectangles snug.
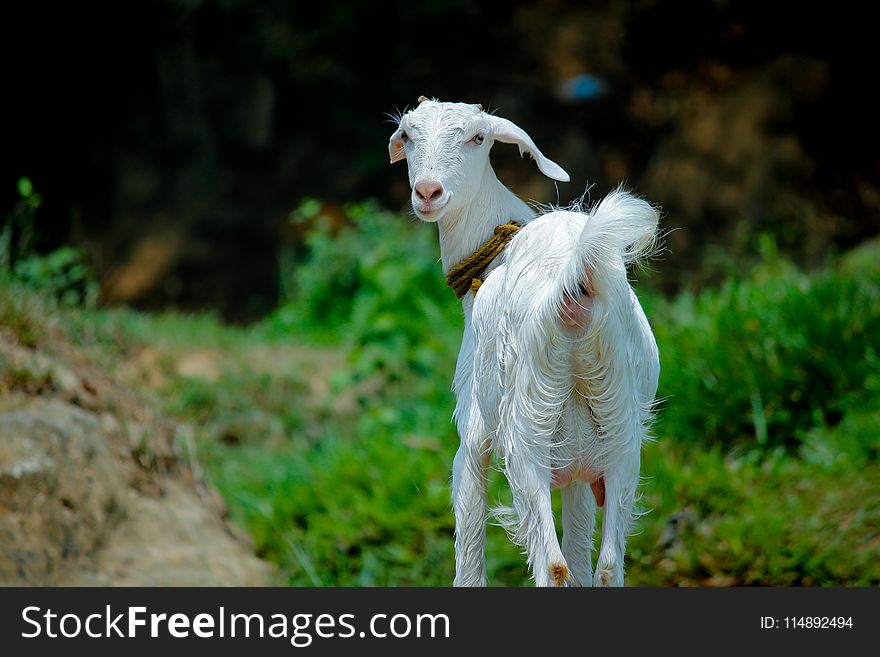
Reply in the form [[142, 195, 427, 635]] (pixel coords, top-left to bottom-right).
[[4, 0, 878, 321]]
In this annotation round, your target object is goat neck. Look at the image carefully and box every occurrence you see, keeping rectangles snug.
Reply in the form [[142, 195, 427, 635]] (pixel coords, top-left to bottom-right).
[[436, 167, 535, 276]]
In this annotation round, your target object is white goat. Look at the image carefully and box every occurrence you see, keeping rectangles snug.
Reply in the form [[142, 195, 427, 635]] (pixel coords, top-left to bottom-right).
[[389, 98, 660, 587]]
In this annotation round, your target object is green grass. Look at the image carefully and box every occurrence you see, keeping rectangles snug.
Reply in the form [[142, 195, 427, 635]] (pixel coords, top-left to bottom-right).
[[648, 259, 880, 450], [200, 417, 880, 586], [630, 443, 880, 586], [0, 279, 46, 348]]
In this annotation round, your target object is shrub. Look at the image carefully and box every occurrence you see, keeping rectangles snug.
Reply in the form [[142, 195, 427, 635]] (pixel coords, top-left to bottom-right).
[[3, 177, 97, 308], [268, 199, 463, 405], [653, 238, 880, 450]]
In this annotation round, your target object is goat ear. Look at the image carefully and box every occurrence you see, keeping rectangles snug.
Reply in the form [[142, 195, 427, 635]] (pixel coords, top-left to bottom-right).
[[388, 128, 406, 164], [487, 116, 570, 182], [388, 127, 406, 164]]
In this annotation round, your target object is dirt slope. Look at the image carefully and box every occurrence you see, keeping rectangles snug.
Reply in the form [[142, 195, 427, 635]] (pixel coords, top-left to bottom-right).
[[0, 297, 271, 586]]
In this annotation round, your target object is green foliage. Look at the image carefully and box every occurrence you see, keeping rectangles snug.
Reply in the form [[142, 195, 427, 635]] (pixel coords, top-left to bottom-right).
[[1, 176, 41, 272], [629, 443, 880, 586], [3, 177, 98, 308], [168, 368, 308, 446], [269, 198, 463, 406], [243, 201, 469, 583], [205, 432, 457, 586], [12, 246, 98, 308], [800, 403, 880, 472], [652, 236, 880, 450]]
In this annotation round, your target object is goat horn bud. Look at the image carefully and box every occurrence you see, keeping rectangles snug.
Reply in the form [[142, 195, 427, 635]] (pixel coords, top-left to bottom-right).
[[477, 103, 483, 111], [418, 95, 428, 103]]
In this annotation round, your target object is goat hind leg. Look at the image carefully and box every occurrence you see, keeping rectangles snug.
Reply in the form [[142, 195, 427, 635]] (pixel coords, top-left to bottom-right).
[[561, 481, 596, 586], [594, 451, 639, 587], [506, 454, 569, 587]]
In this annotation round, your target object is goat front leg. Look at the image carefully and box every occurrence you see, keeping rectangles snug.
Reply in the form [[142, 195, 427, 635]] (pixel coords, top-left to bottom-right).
[[452, 439, 490, 586], [506, 453, 569, 587], [594, 450, 640, 587], [561, 481, 596, 586]]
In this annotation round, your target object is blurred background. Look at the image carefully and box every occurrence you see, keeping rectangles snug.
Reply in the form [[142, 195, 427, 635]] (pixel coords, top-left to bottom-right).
[[1, 0, 878, 586]]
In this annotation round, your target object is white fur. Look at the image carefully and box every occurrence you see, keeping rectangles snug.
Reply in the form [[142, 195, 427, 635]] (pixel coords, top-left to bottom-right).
[[389, 99, 660, 587]]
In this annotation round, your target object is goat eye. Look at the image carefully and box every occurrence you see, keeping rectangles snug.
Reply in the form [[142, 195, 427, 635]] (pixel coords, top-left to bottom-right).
[[470, 133, 485, 145], [400, 131, 409, 143]]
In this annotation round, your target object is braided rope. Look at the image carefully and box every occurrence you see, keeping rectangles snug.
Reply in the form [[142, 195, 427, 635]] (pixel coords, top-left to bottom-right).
[[445, 221, 521, 299]]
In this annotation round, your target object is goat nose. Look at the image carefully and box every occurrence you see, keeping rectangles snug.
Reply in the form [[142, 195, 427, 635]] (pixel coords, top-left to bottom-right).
[[415, 180, 444, 203]]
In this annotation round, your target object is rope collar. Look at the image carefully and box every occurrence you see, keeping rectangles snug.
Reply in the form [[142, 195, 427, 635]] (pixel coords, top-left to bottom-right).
[[445, 221, 521, 299]]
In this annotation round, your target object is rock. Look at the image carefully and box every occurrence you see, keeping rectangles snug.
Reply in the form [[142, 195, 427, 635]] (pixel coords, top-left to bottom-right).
[[66, 480, 270, 586], [0, 399, 271, 586], [0, 400, 125, 584]]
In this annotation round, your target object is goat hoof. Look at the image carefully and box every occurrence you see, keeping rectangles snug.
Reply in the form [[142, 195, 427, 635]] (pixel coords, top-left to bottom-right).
[[549, 562, 571, 587], [594, 562, 623, 587]]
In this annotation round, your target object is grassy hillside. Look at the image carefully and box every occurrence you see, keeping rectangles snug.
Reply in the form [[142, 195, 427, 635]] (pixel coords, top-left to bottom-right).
[[3, 203, 878, 586]]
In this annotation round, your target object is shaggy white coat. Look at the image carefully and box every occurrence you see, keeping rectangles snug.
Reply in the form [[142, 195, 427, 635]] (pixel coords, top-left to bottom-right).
[[389, 99, 660, 587]]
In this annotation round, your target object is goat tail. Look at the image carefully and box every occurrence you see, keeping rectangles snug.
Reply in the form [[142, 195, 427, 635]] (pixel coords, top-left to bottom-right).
[[574, 186, 660, 288], [524, 186, 660, 331]]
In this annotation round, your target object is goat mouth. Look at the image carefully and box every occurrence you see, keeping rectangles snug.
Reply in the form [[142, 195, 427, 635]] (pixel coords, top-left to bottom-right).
[[413, 200, 449, 221]]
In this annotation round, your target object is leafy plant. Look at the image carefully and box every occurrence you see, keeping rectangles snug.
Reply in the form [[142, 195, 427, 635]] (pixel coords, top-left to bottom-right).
[[269, 199, 463, 405], [652, 236, 880, 451], [13, 245, 98, 308], [2, 177, 97, 307], [1, 176, 41, 272]]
